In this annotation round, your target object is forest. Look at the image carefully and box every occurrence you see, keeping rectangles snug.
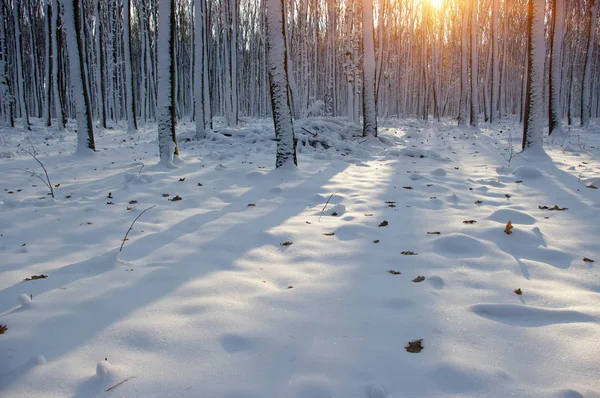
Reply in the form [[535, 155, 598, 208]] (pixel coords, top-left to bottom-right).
[[0, 1, 599, 397]]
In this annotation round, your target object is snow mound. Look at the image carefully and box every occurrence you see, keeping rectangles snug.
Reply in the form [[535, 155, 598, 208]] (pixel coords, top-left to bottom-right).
[[318, 204, 346, 217], [487, 209, 536, 225], [409, 173, 423, 181], [513, 166, 544, 179], [431, 168, 447, 177], [495, 166, 513, 175], [96, 360, 121, 380], [19, 294, 36, 310], [432, 234, 485, 258]]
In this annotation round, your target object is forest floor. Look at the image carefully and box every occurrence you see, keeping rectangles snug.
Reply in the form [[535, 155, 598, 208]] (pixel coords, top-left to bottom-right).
[[0, 117, 599, 398]]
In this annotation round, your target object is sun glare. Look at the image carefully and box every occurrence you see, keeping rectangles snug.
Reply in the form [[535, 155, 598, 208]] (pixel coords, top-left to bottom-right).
[[429, 0, 444, 9]]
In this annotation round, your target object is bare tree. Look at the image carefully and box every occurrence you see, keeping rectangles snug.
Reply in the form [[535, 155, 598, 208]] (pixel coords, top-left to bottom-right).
[[266, 0, 297, 168]]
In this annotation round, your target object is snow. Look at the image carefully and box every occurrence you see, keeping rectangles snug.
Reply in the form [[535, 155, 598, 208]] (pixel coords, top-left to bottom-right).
[[1, 117, 600, 397]]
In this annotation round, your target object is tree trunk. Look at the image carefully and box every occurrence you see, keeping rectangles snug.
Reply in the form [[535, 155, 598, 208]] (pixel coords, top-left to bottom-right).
[[580, 0, 598, 128], [458, 3, 468, 126], [469, 0, 479, 127], [549, 0, 565, 134], [124, 0, 138, 132], [64, 0, 95, 152], [362, 0, 377, 137], [267, 0, 297, 168], [522, 0, 546, 151]]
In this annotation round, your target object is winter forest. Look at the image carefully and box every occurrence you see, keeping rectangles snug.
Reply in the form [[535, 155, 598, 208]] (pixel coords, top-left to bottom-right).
[[1, 0, 600, 396]]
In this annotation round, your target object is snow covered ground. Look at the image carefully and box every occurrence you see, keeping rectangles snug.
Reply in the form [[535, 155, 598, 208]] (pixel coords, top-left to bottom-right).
[[1, 117, 599, 398]]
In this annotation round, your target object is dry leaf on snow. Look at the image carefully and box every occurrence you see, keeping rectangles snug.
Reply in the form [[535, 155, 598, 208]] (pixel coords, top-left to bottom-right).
[[504, 220, 514, 235], [405, 339, 424, 353], [281, 241, 293, 246], [379, 221, 389, 227], [583, 257, 595, 263], [388, 270, 401, 275], [514, 288, 523, 295], [24, 274, 48, 281], [412, 276, 426, 283]]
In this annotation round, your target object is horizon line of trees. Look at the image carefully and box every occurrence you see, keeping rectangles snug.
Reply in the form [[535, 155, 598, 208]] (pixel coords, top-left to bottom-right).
[[0, 0, 599, 163]]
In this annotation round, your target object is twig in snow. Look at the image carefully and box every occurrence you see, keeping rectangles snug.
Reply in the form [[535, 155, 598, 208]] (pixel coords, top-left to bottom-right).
[[15, 143, 55, 198], [318, 192, 338, 223], [104, 376, 136, 392], [119, 206, 155, 252]]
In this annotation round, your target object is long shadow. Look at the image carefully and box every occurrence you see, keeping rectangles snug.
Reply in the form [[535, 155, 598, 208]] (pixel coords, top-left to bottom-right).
[[0, 160, 350, 393]]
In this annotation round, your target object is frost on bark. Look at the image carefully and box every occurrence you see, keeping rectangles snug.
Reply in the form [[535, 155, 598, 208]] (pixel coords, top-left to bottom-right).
[[522, 0, 546, 151], [580, 0, 599, 128], [194, 0, 206, 139], [266, 0, 297, 168], [64, 0, 95, 152], [14, 0, 31, 130], [0, 0, 12, 126], [469, 0, 479, 127], [157, 0, 177, 166], [458, 4, 469, 127], [362, 0, 378, 137], [549, 0, 565, 134], [124, 0, 138, 132]]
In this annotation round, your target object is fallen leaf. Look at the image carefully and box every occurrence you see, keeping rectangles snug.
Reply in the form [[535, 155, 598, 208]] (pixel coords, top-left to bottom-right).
[[179, 177, 186, 182], [403, 186, 413, 190], [412, 276, 426, 282], [323, 232, 335, 236], [504, 220, 514, 235], [463, 220, 477, 224], [583, 257, 595, 263], [388, 269, 401, 275], [385, 201, 396, 204], [107, 192, 113, 198], [515, 180, 523, 184], [54, 183, 60, 187], [454, 167, 459, 170], [426, 184, 433, 187], [127, 207, 133, 211], [331, 212, 338, 216], [247, 203, 256, 207], [129, 200, 138, 204], [170, 195, 183, 201], [287, 285, 293, 289], [106, 202, 114, 205], [401, 251, 418, 255], [0, 324, 6, 335], [364, 213, 374, 216], [373, 240, 380, 243], [514, 288, 523, 295], [587, 184, 598, 189], [388, 204, 396, 208], [65, 195, 72, 199], [281, 241, 293, 246], [430, 196, 437, 199], [24, 274, 48, 281], [306, 221, 312, 224], [475, 200, 483, 205], [162, 193, 170, 197], [427, 232, 441, 235], [197, 183, 203, 186], [505, 194, 512, 199], [538, 205, 568, 211], [378, 221, 389, 227], [405, 339, 424, 353]]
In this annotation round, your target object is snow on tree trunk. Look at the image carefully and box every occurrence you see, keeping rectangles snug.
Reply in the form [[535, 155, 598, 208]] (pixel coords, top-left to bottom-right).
[[64, 0, 95, 152], [157, 0, 176, 166], [124, 0, 138, 132], [549, 0, 565, 134], [44, 0, 53, 127], [52, 0, 64, 130], [522, 0, 546, 151], [202, 0, 211, 129], [266, 0, 297, 168], [580, 0, 599, 128], [14, 0, 30, 130], [194, 0, 205, 139], [469, 0, 479, 127], [362, 0, 377, 137], [458, 4, 468, 126], [490, 0, 498, 124], [0, 0, 11, 126]]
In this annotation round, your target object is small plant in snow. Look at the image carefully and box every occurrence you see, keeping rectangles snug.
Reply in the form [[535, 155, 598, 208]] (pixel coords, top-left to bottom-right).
[[14, 143, 55, 199], [501, 131, 518, 167]]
